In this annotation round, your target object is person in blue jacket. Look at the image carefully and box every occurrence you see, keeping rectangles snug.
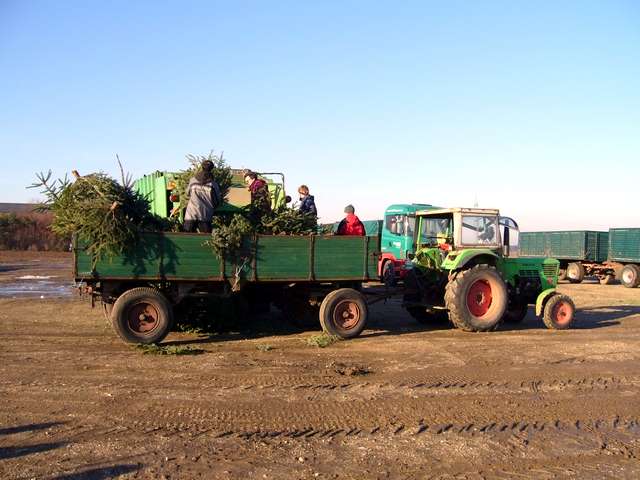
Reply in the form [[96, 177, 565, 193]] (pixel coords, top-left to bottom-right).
[[298, 185, 317, 217]]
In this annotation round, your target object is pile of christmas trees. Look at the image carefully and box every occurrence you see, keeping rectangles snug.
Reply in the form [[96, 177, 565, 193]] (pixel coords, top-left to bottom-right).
[[33, 152, 318, 265]]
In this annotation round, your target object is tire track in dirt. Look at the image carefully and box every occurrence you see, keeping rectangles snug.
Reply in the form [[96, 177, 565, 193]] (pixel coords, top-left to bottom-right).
[[137, 373, 640, 398]]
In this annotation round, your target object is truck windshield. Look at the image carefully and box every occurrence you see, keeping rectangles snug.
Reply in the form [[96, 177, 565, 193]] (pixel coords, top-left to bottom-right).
[[461, 215, 499, 245], [419, 216, 452, 246], [385, 214, 415, 237]]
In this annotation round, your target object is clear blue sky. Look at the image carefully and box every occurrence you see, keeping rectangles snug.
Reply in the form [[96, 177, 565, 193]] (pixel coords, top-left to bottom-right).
[[1, 0, 638, 230]]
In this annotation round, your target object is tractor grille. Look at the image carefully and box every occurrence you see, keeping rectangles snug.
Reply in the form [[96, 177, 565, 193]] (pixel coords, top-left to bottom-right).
[[518, 269, 539, 279], [543, 264, 559, 277]]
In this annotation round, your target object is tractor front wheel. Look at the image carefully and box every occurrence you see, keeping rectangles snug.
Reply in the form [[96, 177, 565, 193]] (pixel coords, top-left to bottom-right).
[[445, 265, 508, 332], [542, 294, 575, 329]]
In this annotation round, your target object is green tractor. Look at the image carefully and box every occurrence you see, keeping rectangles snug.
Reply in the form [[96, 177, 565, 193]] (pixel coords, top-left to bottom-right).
[[403, 207, 576, 331]]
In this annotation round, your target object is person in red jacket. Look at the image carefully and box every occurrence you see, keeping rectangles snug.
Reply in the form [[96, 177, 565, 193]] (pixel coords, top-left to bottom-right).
[[336, 204, 365, 236]]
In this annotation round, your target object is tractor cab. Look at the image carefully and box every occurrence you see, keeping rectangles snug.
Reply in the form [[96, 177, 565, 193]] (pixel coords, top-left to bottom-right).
[[414, 207, 521, 261]]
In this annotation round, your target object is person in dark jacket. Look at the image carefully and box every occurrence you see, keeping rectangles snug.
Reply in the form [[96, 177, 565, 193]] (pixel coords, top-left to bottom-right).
[[297, 185, 317, 217], [243, 170, 271, 217], [336, 204, 365, 236], [183, 160, 222, 233]]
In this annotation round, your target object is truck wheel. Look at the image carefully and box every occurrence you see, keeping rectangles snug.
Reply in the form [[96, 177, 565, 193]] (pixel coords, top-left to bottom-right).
[[444, 265, 508, 332], [542, 294, 575, 329], [110, 287, 174, 344], [599, 274, 615, 285], [319, 288, 367, 339], [620, 264, 640, 288], [503, 299, 528, 323], [566, 263, 585, 284], [382, 261, 397, 288]]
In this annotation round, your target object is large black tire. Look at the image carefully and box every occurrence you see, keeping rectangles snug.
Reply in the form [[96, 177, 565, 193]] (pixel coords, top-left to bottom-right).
[[445, 265, 508, 332], [542, 294, 575, 330], [503, 298, 528, 324], [566, 262, 585, 284], [382, 261, 397, 288], [319, 288, 367, 339], [620, 264, 640, 288], [110, 287, 174, 344]]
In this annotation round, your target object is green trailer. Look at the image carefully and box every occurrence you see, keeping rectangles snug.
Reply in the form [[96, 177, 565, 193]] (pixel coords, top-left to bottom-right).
[[520, 231, 609, 284], [75, 232, 379, 344], [608, 228, 640, 288]]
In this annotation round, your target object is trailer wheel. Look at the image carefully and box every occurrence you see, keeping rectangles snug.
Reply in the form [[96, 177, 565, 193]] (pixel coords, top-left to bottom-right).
[[599, 274, 615, 285], [558, 269, 567, 281], [566, 263, 585, 284], [503, 299, 528, 323], [542, 294, 575, 330], [382, 261, 397, 288], [319, 288, 367, 339], [445, 265, 508, 332], [620, 264, 640, 288], [110, 287, 174, 344]]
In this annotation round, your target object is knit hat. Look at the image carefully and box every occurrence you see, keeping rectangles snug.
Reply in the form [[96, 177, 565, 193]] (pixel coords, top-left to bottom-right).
[[344, 204, 355, 214]]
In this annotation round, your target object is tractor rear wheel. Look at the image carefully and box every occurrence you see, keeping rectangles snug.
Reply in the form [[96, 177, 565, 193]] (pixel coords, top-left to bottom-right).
[[542, 294, 575, 329], [319, 288, 367, 339], [444, 265, 508, 332], [110, 287, 174, 344], [566, 262, 585, 284], [558, 269, 567, 281], [620, 264, 640, 288]]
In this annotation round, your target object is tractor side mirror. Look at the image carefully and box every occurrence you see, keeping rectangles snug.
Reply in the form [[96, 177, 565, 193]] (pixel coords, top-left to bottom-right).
[[285, 195, 292, 203]]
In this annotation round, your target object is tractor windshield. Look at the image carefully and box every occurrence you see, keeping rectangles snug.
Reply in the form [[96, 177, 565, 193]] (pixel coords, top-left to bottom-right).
[[461, 215, 500, 246], [418, 216, 453, 247]]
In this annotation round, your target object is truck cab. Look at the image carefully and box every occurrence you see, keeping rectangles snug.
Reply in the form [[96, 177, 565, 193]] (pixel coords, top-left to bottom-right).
[[379, 203, 436, 283]]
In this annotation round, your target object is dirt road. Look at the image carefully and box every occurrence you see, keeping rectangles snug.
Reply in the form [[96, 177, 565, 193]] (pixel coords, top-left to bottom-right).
[[1, 253, 640, 479]]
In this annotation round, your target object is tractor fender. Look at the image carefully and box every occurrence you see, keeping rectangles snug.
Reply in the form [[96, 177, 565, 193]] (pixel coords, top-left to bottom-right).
[[535, 289, 557, 316], [442, 249, 499, 271]]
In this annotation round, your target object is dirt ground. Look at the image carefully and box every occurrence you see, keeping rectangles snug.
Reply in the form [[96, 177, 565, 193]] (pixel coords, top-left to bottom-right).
[[1, 252, 640, 479]]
